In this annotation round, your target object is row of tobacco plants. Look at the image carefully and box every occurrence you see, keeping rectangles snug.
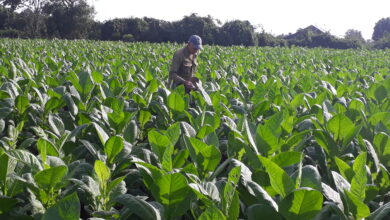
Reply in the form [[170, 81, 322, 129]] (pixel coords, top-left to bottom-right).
[[0, 39, 389, 220]]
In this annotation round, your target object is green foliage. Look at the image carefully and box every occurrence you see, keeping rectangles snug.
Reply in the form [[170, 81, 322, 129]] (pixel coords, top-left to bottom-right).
[[116, 194, 161, 220], [0, 39, 389, 219], [153, 173, 192, 219], [104, 136, 124, 164], [372, 34, 390, 49], [41, 192, 80, 220], [257, 32, 287, 47], [218, 20, 257, 46], [279, 188, 323, 220], [259, 156, 295, 198], [372, 17, 390, 41], [198, 206, 227, 220]]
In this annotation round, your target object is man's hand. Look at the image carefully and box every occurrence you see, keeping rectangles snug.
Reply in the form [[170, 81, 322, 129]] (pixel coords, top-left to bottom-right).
[[184, 80, 196, 90]]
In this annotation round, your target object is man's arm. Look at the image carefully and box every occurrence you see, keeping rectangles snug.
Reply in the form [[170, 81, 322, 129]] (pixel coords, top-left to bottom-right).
[[169, 51, 186, 85]]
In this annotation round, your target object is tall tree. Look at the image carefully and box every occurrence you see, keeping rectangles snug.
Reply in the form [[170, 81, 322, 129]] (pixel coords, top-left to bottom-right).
[[0, 0, 26, 12], [171, 14, 219, 44], [345, 29, 365, 41], [372, 17, 390, 41], [123, 17, 148, 41], [100, 18, 148, 41], [16, 1, 49, 37], [218, 20, 256, 46], [43, 0, 94, 39], [101, 19, 126, 40], [0, 0, 48, 13], [142, 17, 171, 42], [18, 8, 47, 37]]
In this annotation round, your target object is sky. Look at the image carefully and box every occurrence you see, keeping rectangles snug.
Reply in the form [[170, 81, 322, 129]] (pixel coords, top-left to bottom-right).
[[88, 0, 390, 40]]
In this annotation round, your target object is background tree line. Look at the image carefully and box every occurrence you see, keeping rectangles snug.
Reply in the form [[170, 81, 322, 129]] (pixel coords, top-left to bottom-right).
[[1, 0, 390, 49]]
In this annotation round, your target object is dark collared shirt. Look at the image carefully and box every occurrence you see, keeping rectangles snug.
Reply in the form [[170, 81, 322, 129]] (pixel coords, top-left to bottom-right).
[[169, 46, 198, 87]]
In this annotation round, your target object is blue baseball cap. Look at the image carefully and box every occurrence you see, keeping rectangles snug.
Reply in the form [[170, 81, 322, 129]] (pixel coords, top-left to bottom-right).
[[188, 35, 203, 50]]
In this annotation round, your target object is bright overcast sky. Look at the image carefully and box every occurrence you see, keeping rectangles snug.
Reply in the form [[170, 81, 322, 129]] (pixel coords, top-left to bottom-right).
[[88, 0, 390, 40]]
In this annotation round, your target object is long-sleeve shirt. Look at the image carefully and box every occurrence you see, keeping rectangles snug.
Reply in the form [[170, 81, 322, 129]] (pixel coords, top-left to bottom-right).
[[169, 46, 198, 88]]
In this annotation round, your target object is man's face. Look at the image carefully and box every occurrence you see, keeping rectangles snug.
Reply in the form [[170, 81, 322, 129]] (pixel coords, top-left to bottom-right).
[[188, 42, 199, 54]]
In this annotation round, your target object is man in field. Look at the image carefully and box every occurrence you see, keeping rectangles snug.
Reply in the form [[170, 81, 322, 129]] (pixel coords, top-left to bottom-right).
[[168, 35, 202, 93]]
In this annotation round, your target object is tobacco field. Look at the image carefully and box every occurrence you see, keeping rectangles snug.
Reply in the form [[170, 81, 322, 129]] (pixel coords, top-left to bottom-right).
[[0, 39, 389, 220]]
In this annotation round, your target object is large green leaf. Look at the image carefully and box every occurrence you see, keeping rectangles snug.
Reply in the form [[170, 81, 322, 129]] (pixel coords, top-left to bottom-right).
[[0, 153, 9, 190], [107, 176, 126, 194], [188, 182, 215, 206], [148, 130, 172, 161], [15, 95, 29, 114], [374, 132, 390, 166], [271, 151, 302, 167], [189, 138, 221, 176], [196, 125, 214, 139], [345, 191, 370, 219], [48, 114, 65, 137], [334, 157, 354, 182], [37, 138, 59, 165], [222, 167, 241, 219], [366, 201, 390, 220], [374, 85, 387, 103], [245, 180, 278, 211], [168, 92, 185, 112], [332, 171, 351, 193], [116, 194, 161, 220], [198, 206, 226, 220], [374, 132, 390, 156], [314, 130, 339, 157], [226, 190, 240, 220], [256, 112, 284, 154], [172, 149, 189, 168], [138, 110, 152, 128], [108, 110, 132, 133], [6, 149, 43, 172], [104, 136, 124, 164], [350, 152, 367, 201], [62, 93, 78, 115], [41, 192, 80, 220], [290, 93, 305, 109], [94, 160, 110, 185], [34, 165, 68, 190], [196, 82, 212, 106], [154, 173, 191, 219], [259, 156, 295, 198], [162, 144, 174, 171], [93, 122, 109, 146], [181, 122, 197, 137], [77, 71, 94, 101], [163, 122, 181, 146], [124, 120, 139, 144], [363, 139, 380, 168], [327, 114, 355, 143], [44, 97, 63, 113], [0, 98, 13, 119], [368, 112, 390, 129], [133, 93, 147, 107], [228, 166, 241, 186], [321, 183, 344, 212], [244, 118, 259, 155], [247, 204, 282, 220], [67, 124, 88, 142], [195, 111, 220, 131], [135, 162, 163, 194], [279, 188, 323, 220], [299, 165, 322, 191]]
